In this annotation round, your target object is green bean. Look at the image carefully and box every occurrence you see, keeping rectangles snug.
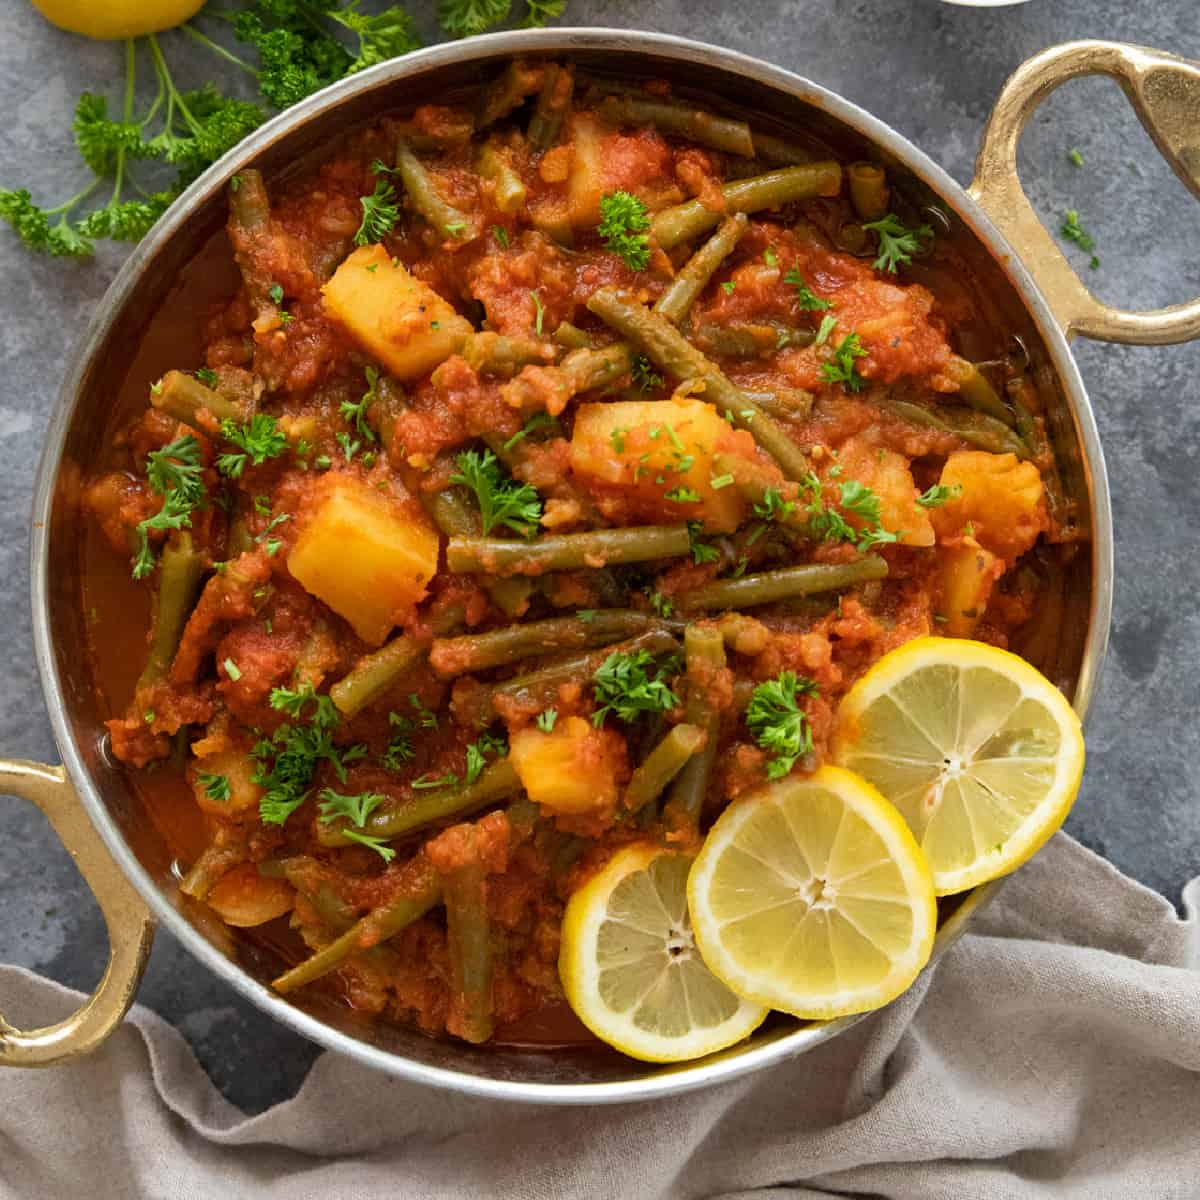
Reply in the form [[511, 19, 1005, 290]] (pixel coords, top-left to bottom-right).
[[374, 375, 409, 460], [878, 397, 1029, 458], [586, 288, 812, 481], [847, 162, 889, 222], [667, 626, 725, 828], [692, 321, 815, 359], [441, 827, 495, 1043], [272, 861, 442, 994], [676, 557, 889, 612], [553, 321, 592, 350], [152, 370, 246, 428], [229, 167, 270, 234], [740, 388, 815, 422], [654, 213, 748, 325], [625, 723, 705, 812], [652, 163, 842, 250], [430, 610, 677, 677], [485, 575, 535, 618], [477, 142, 527, 215], [447, 524, 691, 576], [424, 484, 482, 538], [477, 59, 545, 129], [137, 532, 204, 691], [226, 515, 254, 559], [274, 858, 357, 934], [597, 94, 753, 157], [946, 357, 1014, 425], [527, 63, 574, 150], [395, 140, 473, 240], [318, 759, 523, 847], [485, 629, 680, 717], [179, 833, 246, 902], [752, 131, 814, 166], [463, 332, 553, 378]]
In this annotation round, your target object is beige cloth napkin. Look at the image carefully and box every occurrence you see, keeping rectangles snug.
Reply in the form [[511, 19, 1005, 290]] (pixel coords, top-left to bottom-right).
[[2, 833, 1199, 1199]]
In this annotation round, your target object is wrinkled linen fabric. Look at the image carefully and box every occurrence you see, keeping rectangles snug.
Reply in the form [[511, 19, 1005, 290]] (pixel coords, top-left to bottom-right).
[[2, 833, 1199, 1200]]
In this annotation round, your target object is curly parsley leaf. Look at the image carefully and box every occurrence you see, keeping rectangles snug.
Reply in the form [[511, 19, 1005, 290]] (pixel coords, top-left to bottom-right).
[[343, 830, 396, 862], [465, 731, 508, 784], [799, 471, 897, 553], [327, 3, 421, 73], [132, 435, 206, 579], [916, 482, 961, 509], [819, 332, 868, 393], [592, 649, 680, 726], [863, 213, 933, 274], [631, 353, 664, 392], [196, 771, 231, 803], [746, 671, 819, 779], [354, 178, 400, 245], [341, 366, 380, 443], [598, 190, 651, 272], [317, 788, 386, 827], [783, 268, 831, 311], [217, 413, 289, 479], [536, 709, 558, 732], [451, 448, 542, 538]]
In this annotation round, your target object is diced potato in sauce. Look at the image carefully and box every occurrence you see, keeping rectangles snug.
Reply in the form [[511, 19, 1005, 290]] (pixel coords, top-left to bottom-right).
[[189, 750, 262, 818], [288, 475, 439, 645], [828, 436, 934, 547], [509, 716, 620, 815], [570, 398, 749, 532], [566, 112, 607, 228], [930, 451, 1046, 562], [322, 245, 473, 382], [938, 539, 1003, 637], [206, 863, 294, 928]]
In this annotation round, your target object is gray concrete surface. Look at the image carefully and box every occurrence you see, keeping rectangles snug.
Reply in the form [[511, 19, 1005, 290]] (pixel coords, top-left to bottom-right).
[[1, 0, 1197, 1113]]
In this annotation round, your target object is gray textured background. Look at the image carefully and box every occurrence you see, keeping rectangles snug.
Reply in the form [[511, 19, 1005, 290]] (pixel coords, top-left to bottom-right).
[[1, 0, 1197, 1113]]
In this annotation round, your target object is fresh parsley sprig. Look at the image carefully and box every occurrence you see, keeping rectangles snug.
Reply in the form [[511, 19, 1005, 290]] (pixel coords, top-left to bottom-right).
[[451, 448, 542, 538], [819, 332, 868, 392], [746, 671, 819, 779], [132, 434, 206, 579], [783, 268, 831, 311], [354, 178, 400, 245], [863, 213, 933, 273], [217, 413, 288, 479], [341, 366, 381, 443], [597, 190, 651, 272], [592, 649, 680, 726]]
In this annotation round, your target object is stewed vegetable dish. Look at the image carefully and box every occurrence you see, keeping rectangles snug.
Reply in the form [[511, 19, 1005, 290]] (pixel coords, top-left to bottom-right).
[[83, 59, 1075, 1050]]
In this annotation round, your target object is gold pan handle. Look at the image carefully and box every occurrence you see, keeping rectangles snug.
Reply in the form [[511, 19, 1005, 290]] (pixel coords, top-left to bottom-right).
[[970, 40, 1200, 345], [0, 760, 154, 1066]]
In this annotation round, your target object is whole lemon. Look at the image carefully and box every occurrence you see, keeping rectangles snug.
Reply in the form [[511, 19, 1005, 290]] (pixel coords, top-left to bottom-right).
[[30, 0, 207, 39]]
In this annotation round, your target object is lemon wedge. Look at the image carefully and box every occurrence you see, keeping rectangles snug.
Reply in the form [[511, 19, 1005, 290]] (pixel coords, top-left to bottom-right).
[[31, 0, 205, 39], [833, 636, 1084, 895], [559, 843, 766, 1062], [687, 766, 937, 1020]]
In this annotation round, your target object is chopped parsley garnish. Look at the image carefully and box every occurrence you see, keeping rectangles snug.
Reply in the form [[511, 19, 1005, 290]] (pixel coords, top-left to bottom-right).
[[597, 190, 651, 271], [799, 471, 897, 553], [783, 268, 831, 311], [1061, 209, 1098, 268], [710, 473, 734, 490], [609, 426, 630, 454], [819, 332, 868, 392], [409, 693, 438, 730], [814, 314, 837, 346], [720, 280, 736, 295], [592, 649, 680, 726], [317, 788, 386, 828], [648, 590, 674, 618], [492, 225, 509, 248], [1068, 147, 1084, 167], [746, 671, 819, 779], [354, 179, 400, 245], [863, 213, 933, 273], [342, 830, 396, 862], [664, 486, 701, 504], [502, 412, 558, 452], [465, 731, 507, 784], [194, 367, 218, 388], [196, 771, 231, 803], [631, 353, 664, 392], [268, 282, 284, 306], [688, 520, 720, 564], [382, 712, 415, 770], [916, 482, 961, 508], [753, 486, 796, 523], [451, 448, 542, 538], [132, 434, 206, 580], [335, 431, 360, 462], [763, 247, 778, 268], [530, 289, 545, 336], [217, 413, 288, 479], [340, 366, 380, 444], [536, 709, 558, 732]]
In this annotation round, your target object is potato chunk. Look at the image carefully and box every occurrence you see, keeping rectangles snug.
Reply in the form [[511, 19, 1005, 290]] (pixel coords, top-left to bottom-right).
[[570, 398, 750, 532], [509, 716, 620, 815], [206, 864, 294, 928], [931, 451, 1047, 562], [566, 112, 607, 228], [189, 750, 262, 818], [288, 475, 439, 645], [322, 245, 472, 382], [826, 435, 934, 547], [938, 539, 1003, 637]]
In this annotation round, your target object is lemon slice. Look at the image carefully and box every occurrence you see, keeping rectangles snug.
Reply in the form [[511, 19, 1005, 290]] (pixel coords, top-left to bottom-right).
[[833, 637, 1084, 895], [559, 843, 767, 1062], [687, 766, 936, 1020], [32, 0, 205, 39]]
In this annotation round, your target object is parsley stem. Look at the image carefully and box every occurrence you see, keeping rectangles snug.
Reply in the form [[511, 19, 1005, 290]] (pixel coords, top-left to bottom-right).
[[41, 177, 104, 218], [179, 23, 258, 75], [147, 34, 203, 138]]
